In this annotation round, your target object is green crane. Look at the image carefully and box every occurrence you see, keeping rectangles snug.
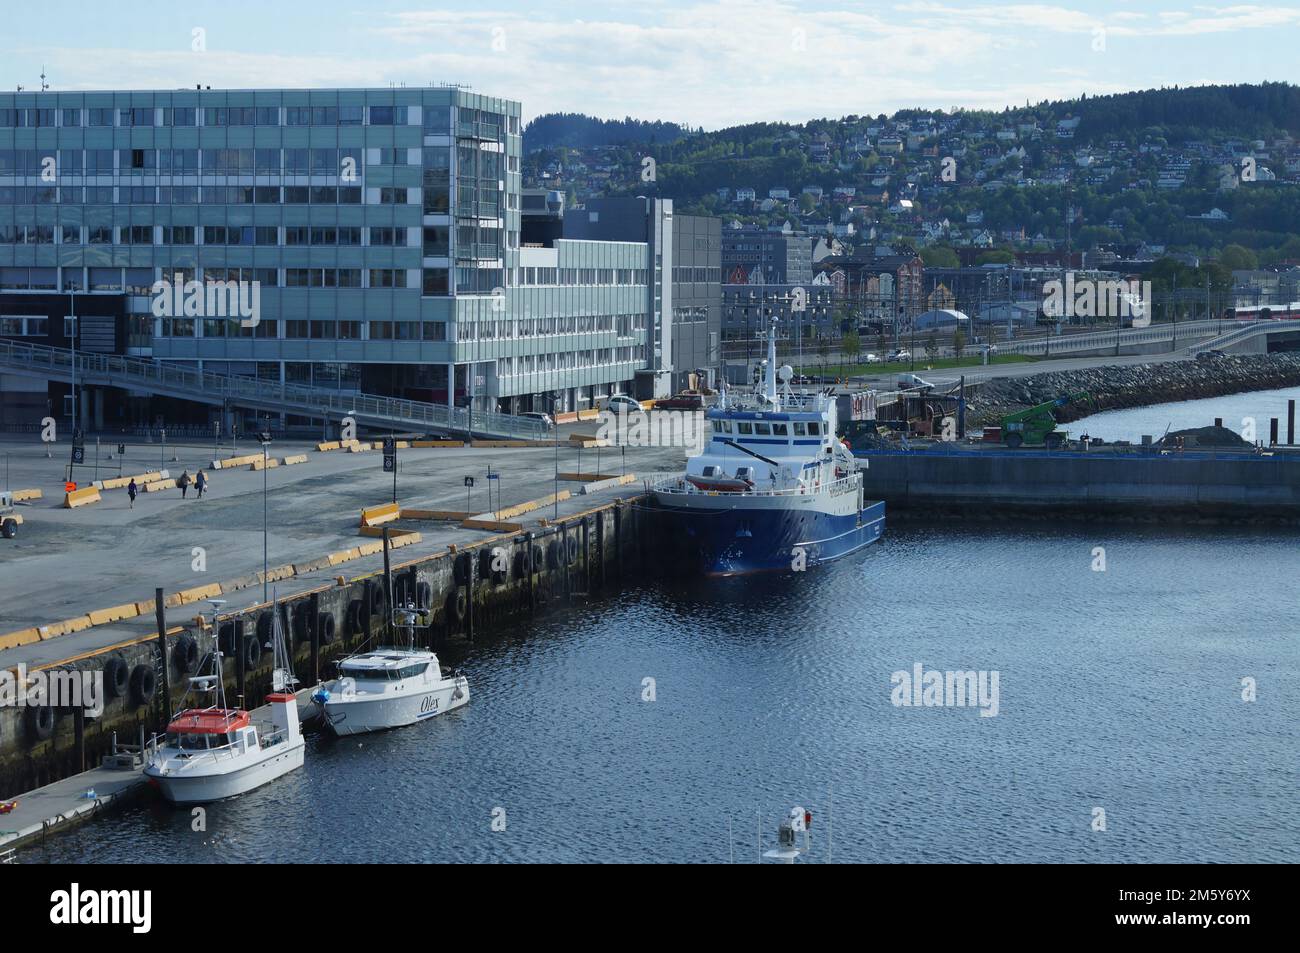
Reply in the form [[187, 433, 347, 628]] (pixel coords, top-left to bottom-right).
[[1001, 392, 1089, 449]]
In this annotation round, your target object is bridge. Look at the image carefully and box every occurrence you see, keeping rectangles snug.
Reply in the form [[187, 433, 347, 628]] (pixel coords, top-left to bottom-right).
[[0, 339, 549, 440]]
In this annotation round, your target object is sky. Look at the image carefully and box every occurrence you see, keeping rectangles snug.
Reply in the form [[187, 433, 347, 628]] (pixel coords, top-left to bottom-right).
[[3, 1, 1299, 129]]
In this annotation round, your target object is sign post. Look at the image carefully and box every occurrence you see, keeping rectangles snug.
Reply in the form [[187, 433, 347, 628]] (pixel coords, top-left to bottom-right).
[[464, 475, 474, 515], [383, 437, 397, 503]]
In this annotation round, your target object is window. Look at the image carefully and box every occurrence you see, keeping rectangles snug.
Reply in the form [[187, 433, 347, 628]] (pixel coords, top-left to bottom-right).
[[754, 422, 771, 436], [772, 423, 789, 436], [737, 422, 753, 435], [808, 422, 821, 436], [369, 105, 396, 125], [421, 268, 449, 296], [793, 422, 807, 436], [422, 226, 448, 256]]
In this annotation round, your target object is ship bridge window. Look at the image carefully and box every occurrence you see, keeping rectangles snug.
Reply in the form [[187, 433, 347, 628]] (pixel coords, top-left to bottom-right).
[[772, 423, 789, 436], [737, 422, 753, 435], [793, 422, 807, 436], [711, 420, 732, 434], [808, 422, 822, 435], [398, 663, 429, 679], [754, 422, 771, 435]]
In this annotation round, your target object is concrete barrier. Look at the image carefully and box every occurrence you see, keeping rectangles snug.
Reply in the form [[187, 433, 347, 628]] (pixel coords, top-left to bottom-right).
[[328, 547, 363, 567], [398, 509, 473, 520], [282, 454, 308, 466], [141, 478, 177, 493], [360, 502, 401, 528], [468, 439, 534, 448], [250, 456, 280, 470], [63, 486, 101, 508], [580, 474, 637, 494], [346, 440, 369, 453], [0, 628, 41, 651], [10, 488, 42, 502], [411, 439, 465, 448], [316, 441, 341, 452], [461, 518, 525, 533], [87, 603, 140, 626], [211, 453, 262, 469], [99, 471, 167, 490], [495, 490, 570, 521]]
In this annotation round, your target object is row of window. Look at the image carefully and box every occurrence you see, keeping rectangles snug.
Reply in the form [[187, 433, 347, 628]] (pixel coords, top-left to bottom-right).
[[0, 146, 429, 176], [518, 267, 650, 287], [710, 418, 824, 437], [0, 105, 505, 132], [498, 347, 641, 376], [155, 318, 447, 341], [0, 224, 433, 247], [0, 185, 397, 205], [671, 267, 723, 283], [0, 265, 446, 294]]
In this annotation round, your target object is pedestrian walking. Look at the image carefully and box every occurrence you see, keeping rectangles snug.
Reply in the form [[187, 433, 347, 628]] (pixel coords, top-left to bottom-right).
[[127, 478, 137, 509], [178, 470, 191, 499], [195, 470, 207, 499]]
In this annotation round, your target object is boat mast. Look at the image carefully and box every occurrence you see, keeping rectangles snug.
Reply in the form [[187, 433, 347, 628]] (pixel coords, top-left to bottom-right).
[[763, 317, 779, 410]]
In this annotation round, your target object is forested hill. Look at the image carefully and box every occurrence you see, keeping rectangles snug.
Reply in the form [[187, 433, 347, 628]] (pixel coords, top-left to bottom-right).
[[1059, 83, 1300, 143], [523, 113, 693, 151]]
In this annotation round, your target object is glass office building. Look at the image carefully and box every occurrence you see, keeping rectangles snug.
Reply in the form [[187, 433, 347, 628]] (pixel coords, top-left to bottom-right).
[[0, 87, 650, 427]]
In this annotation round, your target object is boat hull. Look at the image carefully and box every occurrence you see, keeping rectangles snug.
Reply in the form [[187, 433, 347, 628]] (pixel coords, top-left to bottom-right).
[[144, 741, 305, 805], [653, 495, 885, 576], [323, 677, 470, 736]]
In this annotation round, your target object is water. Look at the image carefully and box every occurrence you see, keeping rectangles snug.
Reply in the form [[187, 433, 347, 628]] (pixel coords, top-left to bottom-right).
[[1070, 385, 1300, 444], [28, 399, 1300, 864]]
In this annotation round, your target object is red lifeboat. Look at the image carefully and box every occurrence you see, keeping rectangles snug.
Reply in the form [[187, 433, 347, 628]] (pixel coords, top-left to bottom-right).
[[685, 474, 754, 493]]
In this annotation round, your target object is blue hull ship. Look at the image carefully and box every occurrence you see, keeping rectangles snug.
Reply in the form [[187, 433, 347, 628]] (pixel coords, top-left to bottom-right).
[[652, 321, 886, 577]]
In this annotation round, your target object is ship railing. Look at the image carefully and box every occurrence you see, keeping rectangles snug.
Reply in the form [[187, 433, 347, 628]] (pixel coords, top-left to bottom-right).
[[651, 473, 859, 498]]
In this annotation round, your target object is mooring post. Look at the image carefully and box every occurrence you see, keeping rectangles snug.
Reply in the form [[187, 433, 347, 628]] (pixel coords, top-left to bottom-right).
[[382, 527, 393, 643], [614, 503, 623, 579], [73, 706, 85, 775], [1288, 400, 1295, 445], [154, 587, 171, 720], [597, 508, 606, 590], [1270, 418, 1279, 446], [235, 618, 246, 708], [308, 591, 320, 685], [466, 544, 475, 643], [526, 531, 536, 612]]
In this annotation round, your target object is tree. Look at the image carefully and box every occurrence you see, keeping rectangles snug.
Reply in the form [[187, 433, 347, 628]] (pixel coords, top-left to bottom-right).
[[925, 331, 938, 364], [815, 335, 830, 375], [952, 326, 966, 359], [975, 249, 1015, 265], [1219, 243, 1258, 271], [920, 245, 960, 268], [842, 329, 861, 368]]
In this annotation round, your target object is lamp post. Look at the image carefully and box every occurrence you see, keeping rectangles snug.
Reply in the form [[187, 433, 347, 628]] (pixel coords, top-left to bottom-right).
[[553, 392, 561, 520], [258, 430, 272, 602]]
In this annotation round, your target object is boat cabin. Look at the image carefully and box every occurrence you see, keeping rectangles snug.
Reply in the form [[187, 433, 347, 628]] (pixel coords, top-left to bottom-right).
[[164, 708, 258, 752], [339, 652, 434, 682]]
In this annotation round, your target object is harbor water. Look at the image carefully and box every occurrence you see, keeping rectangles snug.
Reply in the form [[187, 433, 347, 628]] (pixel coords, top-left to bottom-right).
[[1070, 385, 1300, 444], [27, 398, 1300, 864]]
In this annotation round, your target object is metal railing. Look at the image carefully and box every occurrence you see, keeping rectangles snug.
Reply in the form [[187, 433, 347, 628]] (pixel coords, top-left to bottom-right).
[[0, 339, 548, 439], [1188, 319, 1300, 354], [994, 319, 1228, 356]]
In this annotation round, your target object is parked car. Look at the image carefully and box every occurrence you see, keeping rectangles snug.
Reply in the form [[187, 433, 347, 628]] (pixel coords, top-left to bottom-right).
[[520, 411, 554, 429], [605, 394, 644, 414], [863, 353, 881, 364], [887, 349, 911, 362], [655, 392, 705, 411]]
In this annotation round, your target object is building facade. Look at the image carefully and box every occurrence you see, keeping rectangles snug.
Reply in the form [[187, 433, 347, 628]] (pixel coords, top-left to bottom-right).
[[0, 87, 662, 427]]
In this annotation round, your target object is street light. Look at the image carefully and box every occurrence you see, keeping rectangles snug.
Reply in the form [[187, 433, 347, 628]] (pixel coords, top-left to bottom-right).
[[257, 429, 272, 602]]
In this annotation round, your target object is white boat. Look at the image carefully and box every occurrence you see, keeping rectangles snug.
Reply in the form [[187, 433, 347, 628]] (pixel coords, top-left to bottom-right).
[[144, 598, 305, 805], [314, 605, 469, 736], [651, 319, 885, 575]]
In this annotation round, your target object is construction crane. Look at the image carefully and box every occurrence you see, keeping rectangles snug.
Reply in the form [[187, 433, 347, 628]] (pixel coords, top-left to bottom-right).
[[1001, 392, 1089, 449]]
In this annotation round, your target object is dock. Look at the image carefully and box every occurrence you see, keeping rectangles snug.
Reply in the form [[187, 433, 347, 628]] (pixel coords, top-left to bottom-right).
[[0, 686, 318, 857]]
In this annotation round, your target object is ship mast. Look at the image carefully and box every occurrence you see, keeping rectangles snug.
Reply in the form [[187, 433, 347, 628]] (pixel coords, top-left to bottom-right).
[[762, 318, 780, 410]]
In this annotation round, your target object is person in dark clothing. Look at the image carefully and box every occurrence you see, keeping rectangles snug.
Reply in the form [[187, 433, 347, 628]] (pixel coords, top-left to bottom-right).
[[127, 479, 137, 509], [178, 470, 191, 499], [195, 470, 207, 499]]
